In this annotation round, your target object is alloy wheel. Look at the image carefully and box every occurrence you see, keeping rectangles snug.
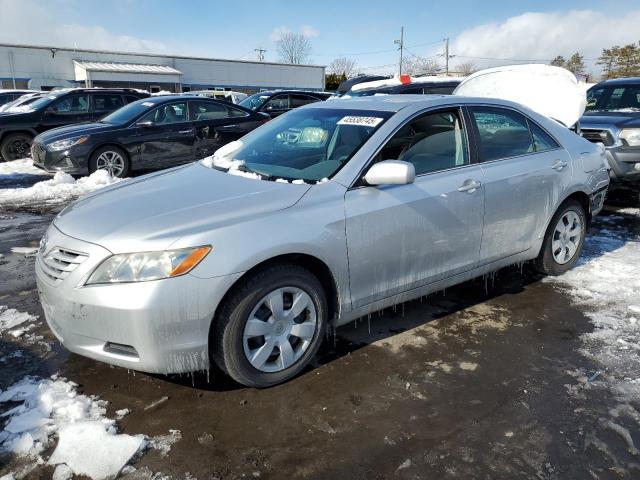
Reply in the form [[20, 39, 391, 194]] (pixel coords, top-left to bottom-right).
[[8, 139, 31, 159], [95, 150, 125, 177], [552, 210, 582, 264], [242, 287, 318, 373]]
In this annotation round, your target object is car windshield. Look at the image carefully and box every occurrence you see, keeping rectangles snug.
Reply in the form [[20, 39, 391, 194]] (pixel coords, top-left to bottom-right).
[[205, 108, 393, 182], [586, 85, 640, 112], [100, 99, 157, 124], [239, 92, 272, 110]]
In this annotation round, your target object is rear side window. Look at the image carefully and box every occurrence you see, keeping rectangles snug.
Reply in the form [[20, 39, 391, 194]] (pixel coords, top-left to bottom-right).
[[470, 107, 534, 161], [263, 95, 289, 111], [93, 94, 124, 112], [376, 109, 469, 175], [50, 94, 90, 114], [290, 94, 321, 108], [528, 121, 559, 152]]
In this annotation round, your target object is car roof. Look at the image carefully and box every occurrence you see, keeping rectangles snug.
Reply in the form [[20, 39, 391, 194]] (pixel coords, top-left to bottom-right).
[[310, 94, 523, 113], [596, 77, 640, 86]]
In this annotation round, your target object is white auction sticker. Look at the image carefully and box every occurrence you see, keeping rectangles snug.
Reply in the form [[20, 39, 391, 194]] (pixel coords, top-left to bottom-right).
[[337, 116, 384, 127]]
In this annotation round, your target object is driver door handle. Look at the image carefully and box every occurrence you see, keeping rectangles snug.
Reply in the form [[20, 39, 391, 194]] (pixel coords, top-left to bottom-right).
[[458, 179, 482, 193], [551, 159, 568, 171]]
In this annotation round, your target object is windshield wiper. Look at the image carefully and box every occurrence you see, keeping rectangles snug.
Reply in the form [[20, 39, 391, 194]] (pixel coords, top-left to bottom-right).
[[236, 164, 274, 180]]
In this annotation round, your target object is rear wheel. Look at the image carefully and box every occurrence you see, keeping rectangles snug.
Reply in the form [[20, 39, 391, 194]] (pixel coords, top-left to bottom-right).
[[89, 146, 129, 178], [534, 199, 586, 275], [1, 133, 33, 161], [212, 263, 327, 387]]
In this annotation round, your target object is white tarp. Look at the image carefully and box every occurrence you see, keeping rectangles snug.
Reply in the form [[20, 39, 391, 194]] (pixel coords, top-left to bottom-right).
[[453, 64, 586, 127]]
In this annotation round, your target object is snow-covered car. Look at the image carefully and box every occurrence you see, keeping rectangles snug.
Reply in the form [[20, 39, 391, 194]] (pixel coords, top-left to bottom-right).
[[36, 69, 609, 388], [0, 92, 45, 114], [184, 90, 248, 104], [341, 75, 462, 98]]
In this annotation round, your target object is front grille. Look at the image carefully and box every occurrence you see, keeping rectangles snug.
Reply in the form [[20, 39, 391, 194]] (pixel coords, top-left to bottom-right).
[[39, 247, 88, 285], [31, 142, 46, 163], [581, 129, 614, 146]]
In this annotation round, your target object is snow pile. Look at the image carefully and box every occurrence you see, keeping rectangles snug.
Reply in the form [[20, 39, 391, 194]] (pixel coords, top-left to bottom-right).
[[0, 170, 125, 210], [0, 376, 145, 480], [549, 209, 640, 399], [0, 159, 46, 178], [0, 306, 37, 336]]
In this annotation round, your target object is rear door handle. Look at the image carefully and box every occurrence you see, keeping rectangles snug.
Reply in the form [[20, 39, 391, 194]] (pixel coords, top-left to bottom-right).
[[457, 179, 482, 193], [551, 160, 568, 171]]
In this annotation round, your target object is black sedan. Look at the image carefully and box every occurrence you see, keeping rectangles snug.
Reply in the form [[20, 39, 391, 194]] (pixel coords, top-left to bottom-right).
[[31, 96, 269, 178]]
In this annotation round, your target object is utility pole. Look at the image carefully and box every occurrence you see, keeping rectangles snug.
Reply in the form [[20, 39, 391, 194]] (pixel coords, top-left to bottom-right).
[[394, 27, 404, 76], [444, 37, 449, 75], [254, 48, 266, 62]]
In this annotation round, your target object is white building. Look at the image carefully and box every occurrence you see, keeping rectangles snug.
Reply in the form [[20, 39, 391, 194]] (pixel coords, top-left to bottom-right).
[[0, 43, 325, 93]]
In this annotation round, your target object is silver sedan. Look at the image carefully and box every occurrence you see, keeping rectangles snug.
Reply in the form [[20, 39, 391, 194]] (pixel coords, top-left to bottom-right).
[[36, 95, 610, 387]]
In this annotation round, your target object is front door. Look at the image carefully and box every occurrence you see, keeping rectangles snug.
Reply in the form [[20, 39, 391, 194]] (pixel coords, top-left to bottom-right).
[[468, 106, 574, 263], [137, 101, 195, 169], [345, 108, 485, 308]]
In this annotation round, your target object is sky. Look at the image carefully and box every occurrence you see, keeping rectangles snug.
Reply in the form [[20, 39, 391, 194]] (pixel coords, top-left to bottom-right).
[[1, 0, 639, 76]]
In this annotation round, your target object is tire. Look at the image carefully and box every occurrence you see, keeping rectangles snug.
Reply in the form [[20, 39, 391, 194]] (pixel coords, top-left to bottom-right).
[[1, 133, 33, 161], [88, 146, 129, 178], [534, 199, 587, 275], [212, 263, 328, 388]]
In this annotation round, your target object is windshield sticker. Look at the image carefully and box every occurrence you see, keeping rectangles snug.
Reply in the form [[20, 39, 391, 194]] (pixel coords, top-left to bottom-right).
[[141, 102, 155, 107], [337, 116, 383, 127]]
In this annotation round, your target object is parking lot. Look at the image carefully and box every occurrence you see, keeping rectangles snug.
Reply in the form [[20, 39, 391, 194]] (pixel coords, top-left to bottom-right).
[[0, 162, 639, 479]]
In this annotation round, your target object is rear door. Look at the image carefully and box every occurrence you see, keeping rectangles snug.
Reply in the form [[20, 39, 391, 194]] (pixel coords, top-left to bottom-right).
[[468, 105, 572, 263], [136, 101, 195, 169], [189, 100, 259, 158], [40, 93, 91, 130], [344, 107, 485, 308]]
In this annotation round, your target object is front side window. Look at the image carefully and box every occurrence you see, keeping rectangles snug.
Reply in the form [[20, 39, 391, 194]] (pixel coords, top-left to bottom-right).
[[51, 94, 90, 114], [189, 100, 229, 120], [239, 92, 272, 110], [471, 107, 534, 161], [375, 110, 469, 175], [208, 108, 392, 182], [290, 94, 321, 108], [139, 102, 188, 125], [93, 94, 124, 112]]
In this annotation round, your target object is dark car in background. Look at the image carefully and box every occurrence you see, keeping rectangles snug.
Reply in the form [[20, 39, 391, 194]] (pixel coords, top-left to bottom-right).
[[580, 77, 640, 187], [0, 88, 149, 161], [32, 96, 268, 177], [343, 77, 462, 97], [332, 74, 391, 97], [238, 90, 330, 117], [0, 89, 40, 107]]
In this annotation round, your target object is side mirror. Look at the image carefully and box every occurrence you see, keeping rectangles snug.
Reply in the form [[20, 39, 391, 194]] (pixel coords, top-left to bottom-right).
[[136, 120, 155, 128], [364, 160, 415, 186]]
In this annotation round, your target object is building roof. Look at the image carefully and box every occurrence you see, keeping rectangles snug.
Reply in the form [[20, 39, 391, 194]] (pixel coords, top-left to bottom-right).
[[74, 60, 182, 75]]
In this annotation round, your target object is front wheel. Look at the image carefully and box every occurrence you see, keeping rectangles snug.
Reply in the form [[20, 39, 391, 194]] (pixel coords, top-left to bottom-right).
[[89, 146, 129, 178], [1, 133, 33, 161], [534, 199, 587, 275], [212, 263, 328, 387]]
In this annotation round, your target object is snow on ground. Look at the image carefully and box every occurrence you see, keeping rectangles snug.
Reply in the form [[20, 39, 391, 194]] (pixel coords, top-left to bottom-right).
[[0, 376, 145, 480], [0, 169, 125, 210], [9, 247, 38, 257], [0, 306, 37, 336], [548, 208, 640, 400], [0, 159, 46, 179]]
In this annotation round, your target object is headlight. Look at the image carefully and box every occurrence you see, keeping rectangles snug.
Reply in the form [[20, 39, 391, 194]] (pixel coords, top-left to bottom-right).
[[86, 246, 211, 285], [620, 128, 640, 147], [48, 136, 89, 151]]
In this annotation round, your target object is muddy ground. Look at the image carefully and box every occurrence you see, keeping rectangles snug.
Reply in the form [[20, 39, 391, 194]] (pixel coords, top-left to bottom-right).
[[1, 198, 639, 479]]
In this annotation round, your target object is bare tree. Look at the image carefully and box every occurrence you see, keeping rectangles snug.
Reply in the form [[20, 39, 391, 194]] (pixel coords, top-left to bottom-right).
[[456, 61, 477, 75], [329, 57, 359, 78], [276, 32, 312, 64], [402, 56, 441, 76]]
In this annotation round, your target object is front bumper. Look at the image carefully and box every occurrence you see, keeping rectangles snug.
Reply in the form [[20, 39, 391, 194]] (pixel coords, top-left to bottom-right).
[[604, 147, 640, 184], [35, 224, 243, 373], [31, 141, 90, 176]]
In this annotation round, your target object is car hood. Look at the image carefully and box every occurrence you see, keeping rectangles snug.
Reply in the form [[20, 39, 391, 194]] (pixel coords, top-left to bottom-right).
[[54, 163, 311, 253], [454, 64, 586, 127], [36, 122, 116, 143], [580, 112, 640, 128]]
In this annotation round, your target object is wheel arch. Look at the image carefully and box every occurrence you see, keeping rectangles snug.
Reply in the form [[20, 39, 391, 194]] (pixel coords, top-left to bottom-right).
[[88, 143, 131, 171], [208, 253, 341, 342], [0, 128, 37, 143]]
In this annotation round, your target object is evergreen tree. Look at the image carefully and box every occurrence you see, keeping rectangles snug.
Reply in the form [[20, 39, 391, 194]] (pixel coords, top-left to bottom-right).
[[550, 55, 566, 68], [566, 53, 586, 73], [597, 42, 640, 79]]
